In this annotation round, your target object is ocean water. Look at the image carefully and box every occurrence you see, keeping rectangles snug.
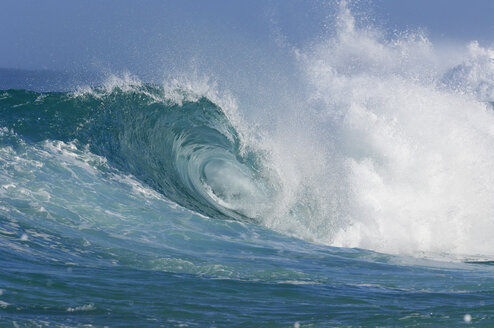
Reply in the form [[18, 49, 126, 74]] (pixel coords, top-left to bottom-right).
[[2, 3, 494, 327]]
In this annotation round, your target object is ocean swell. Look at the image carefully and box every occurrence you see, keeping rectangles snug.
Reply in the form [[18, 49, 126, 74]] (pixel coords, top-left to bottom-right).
[[0, 84, 273, 223]]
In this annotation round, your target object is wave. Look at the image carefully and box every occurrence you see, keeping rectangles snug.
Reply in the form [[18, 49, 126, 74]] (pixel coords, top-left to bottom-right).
[[0, 82, 274, 223], [3, 2, 494, 260]]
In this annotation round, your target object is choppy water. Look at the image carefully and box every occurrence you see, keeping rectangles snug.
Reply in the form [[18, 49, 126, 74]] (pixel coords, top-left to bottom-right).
[[2, 2, 494, 327]]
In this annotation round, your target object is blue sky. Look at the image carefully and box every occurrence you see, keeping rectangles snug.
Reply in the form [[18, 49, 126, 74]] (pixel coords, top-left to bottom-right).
[[1, 0, 494, 77], [376, 0, 494, 41]]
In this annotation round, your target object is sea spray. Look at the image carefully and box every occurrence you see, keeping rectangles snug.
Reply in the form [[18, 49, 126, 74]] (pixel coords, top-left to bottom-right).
[[282, 2, 494, 257]]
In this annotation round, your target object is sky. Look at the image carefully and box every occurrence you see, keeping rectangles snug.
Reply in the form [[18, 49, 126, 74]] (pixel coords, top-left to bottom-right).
[[1, 0, 494, 79]]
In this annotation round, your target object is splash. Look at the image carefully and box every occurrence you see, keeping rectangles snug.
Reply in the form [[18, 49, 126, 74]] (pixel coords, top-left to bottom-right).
[[264, 1, 494, 258]]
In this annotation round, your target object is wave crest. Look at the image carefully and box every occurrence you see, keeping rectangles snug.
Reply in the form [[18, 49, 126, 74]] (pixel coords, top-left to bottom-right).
[[0, 82, 274, 222]]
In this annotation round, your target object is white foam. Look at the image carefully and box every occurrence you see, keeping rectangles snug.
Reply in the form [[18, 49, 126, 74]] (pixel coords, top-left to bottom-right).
[[253, 1, 494, 259], [72, 72, 164, 103], [66, 303, 95, 312]]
